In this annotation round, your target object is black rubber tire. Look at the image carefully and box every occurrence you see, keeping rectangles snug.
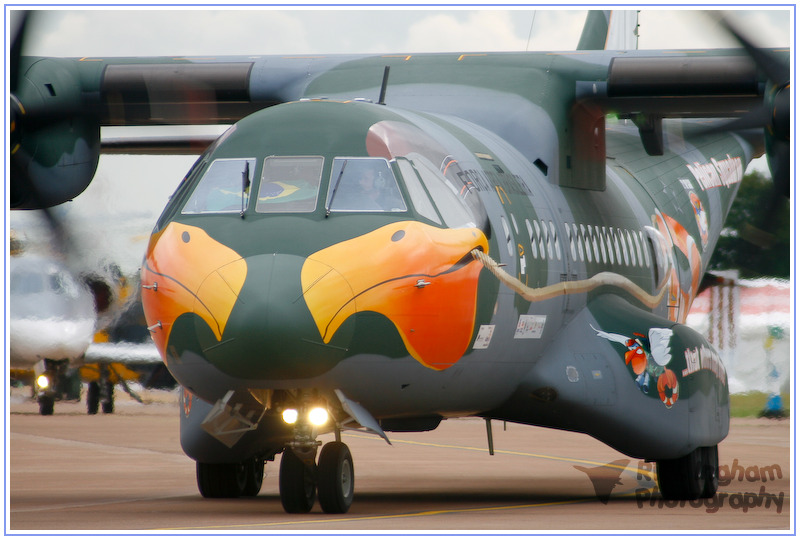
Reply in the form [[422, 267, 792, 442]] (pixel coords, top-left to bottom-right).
[[86, 382, 100, 415], [318, 442, 354, 514], [101, 381, 114, 414], [242, 458, 265, 497], [38, 395, 55, 416], [279, 449, 317, 513], [700, 445, 719, 498], [656, 447, 705, 500], [196, 462, 247, 498]]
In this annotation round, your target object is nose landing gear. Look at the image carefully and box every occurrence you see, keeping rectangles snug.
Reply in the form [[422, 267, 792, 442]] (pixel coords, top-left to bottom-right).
[[279, 438, 355, 514]]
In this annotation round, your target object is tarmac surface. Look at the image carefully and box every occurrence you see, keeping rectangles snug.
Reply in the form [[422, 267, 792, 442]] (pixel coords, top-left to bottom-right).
[[7, 388, 793, 534]]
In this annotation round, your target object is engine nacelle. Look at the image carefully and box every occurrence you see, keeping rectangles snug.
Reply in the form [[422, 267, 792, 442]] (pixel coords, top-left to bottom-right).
[[10, 57, 100, 209]]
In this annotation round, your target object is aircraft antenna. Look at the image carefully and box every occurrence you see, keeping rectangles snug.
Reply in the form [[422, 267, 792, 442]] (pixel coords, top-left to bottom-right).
[[525, 11, 537, 52], [378, 66, 390, 105]]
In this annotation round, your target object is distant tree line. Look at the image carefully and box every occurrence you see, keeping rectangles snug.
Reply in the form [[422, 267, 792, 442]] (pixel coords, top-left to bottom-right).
[[708, 170, 790, 279]]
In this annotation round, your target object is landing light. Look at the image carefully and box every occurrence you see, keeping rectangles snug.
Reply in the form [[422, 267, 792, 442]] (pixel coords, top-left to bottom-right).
[[36, 375, 50, 390], [282, 408, 299, 424], [308, 407, 329, 426]]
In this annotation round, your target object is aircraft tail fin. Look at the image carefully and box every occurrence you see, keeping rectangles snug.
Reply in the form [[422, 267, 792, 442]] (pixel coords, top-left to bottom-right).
[[577, 10, 639, 50]]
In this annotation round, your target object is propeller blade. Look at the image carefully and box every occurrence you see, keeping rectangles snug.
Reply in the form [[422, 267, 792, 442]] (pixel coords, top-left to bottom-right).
[[10, 10, 30, 93], [716, 14, 789, 84]]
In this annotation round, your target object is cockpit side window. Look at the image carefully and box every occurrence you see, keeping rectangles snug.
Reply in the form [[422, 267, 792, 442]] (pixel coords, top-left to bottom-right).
[[326, 158, 407, 213], [395, 158, 442, 225], [404, 154, 475, 229], [181, 158, 255, 215], [256, 156, 324, 213]]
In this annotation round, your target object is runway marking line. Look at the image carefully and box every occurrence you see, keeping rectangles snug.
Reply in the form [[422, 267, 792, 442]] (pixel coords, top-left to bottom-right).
[[344, 432, 643, 474], [158, 497, 593, 530]]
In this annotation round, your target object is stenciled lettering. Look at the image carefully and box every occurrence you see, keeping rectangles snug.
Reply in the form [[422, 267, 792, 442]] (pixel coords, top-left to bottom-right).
[[686, 154, 743, 191], [682, 345, 727, 385]]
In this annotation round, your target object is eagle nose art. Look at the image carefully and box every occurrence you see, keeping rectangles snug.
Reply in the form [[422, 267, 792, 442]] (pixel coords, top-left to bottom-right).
[[141, 223, 247, 359], [143, 220, 489, 377], [301, 221, 489, 370]]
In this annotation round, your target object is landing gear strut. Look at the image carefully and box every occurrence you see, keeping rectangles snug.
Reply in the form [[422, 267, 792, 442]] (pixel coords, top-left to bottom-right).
[[87, 379, 114, 415]]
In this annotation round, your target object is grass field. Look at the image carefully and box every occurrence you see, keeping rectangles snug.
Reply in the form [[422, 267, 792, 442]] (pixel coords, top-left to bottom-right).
[[730, 392, 790, 418]]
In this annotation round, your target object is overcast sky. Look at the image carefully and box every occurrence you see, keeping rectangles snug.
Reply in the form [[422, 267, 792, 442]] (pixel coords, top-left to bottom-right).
[[7, 6, 794, 272], [11, 7, 793, 57]]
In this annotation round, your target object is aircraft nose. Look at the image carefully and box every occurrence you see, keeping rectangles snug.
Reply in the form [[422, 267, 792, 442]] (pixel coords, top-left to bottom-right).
[[184, 252, 350, 382], [142, 223, 347, 384]]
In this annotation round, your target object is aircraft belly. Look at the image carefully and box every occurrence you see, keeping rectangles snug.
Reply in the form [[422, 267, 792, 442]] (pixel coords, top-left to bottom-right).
[[322, 353, 532, 419], [486, 294, 729, 461]]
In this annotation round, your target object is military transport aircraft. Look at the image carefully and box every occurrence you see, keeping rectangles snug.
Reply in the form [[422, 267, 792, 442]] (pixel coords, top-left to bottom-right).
[[9, 9, 790, 513]]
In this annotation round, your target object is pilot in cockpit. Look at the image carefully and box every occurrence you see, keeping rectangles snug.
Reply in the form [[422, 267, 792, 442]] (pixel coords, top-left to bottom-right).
[[346, 164, 403, 211]]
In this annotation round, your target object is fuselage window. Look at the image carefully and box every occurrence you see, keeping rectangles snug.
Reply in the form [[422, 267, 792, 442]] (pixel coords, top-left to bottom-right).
[[256, 156, 323, 213], [535, 220, 546, 259], [544, 220, 554, 260], [550, 221, 561, 261], [581, 224, 592, 263], [603, 227, 615, 265], [633, 230, 645, 267], [590, 226, 600, 262], [565, 223, 576, 261], [501, 216, 514, 256], [182, 158, 255, 214], [396, 159, 441, 224], [619, 228, 630, 266], [625, 230, 636, 266], [596, 226, 608, 264], [574, 224, 585, 261], [326, 157, 407, 213], [639, 231, 651, 268], [526, 220, 539, 259]]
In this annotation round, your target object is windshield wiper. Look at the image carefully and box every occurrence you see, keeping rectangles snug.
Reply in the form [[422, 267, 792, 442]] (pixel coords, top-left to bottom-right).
[[240, 160, 250, 218], [325, 159, 348, 217]]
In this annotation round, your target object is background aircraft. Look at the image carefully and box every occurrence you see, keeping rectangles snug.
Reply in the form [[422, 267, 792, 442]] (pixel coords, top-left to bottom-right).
[[9, 232, 167, 414], [7, 7, 792, 515]]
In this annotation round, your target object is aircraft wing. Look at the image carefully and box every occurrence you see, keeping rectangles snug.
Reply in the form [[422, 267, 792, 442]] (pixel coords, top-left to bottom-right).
[[12, 11, 788, 209], [83, 341, 163, 365]]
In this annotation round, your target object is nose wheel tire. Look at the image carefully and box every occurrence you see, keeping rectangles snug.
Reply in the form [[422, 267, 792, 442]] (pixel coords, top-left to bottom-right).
[[38, 395, 55, 416], [318, 441, 354, 514], [279, 448, 317, 513]]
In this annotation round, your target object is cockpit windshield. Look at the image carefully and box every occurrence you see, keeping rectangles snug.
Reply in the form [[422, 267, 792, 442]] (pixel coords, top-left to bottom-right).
[[182, 158, 255, 214], [326, 158, 407, 213], [256, 156, 324, 213]]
